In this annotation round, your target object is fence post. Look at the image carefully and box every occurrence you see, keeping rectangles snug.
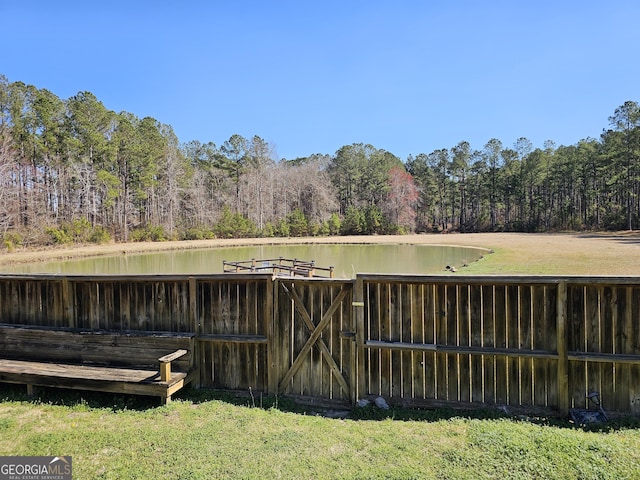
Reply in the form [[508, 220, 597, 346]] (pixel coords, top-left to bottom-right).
[[556, 281, 569, 413], [188, 277, 198, 333], [353, 275, 365, 404], [61, 277, 74, 328], [189, 277, 201, 388], [267, 277, 279, 396]]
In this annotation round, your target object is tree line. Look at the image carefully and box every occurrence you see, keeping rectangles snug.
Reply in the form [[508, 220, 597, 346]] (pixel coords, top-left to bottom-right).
[[0, 74, 639, 248]]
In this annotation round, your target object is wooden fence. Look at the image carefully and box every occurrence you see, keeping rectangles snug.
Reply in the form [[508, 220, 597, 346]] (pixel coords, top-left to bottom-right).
[[356, 275, 640, 414], [0, 274, 273, 393], [1, 273, 639, 414]]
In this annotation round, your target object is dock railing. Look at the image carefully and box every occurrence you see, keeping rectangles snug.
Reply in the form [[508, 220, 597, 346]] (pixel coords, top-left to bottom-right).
[[223, 257, 335, 278]]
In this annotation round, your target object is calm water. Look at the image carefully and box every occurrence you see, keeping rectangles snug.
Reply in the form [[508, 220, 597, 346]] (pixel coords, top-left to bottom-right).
[[2, 244, 486, 277]]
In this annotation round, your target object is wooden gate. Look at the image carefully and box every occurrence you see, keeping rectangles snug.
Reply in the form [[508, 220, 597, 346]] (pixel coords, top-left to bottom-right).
[[271, 278, 356, 404]]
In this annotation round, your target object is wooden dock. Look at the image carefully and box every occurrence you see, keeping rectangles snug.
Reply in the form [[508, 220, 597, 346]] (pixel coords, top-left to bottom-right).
[[223, 258, 335, 278]]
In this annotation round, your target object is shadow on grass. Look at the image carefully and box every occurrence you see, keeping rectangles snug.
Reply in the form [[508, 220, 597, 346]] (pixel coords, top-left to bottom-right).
[[0, 384, 161, 412], [173, 387, 640, 433], [578, 232, 640, 245], [3, 383, 640, 433]]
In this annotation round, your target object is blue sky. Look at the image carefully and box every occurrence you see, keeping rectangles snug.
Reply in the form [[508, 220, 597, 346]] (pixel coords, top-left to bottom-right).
[[2, 1, 639, 160]]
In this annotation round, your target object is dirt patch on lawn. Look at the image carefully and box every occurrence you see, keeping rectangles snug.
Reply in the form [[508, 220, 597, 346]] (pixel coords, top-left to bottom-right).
[[1, 232, 639, 275]]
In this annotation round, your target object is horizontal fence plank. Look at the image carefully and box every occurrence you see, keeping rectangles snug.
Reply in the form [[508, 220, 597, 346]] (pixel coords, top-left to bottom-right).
[[358, 273, 640, 286], [567, 352, 640, 364], [364, 340, 559, 359], [196, 334, 268, 344]]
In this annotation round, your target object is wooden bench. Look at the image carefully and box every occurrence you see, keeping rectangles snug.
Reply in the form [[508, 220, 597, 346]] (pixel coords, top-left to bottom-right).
[[0, 323, 198, 404]]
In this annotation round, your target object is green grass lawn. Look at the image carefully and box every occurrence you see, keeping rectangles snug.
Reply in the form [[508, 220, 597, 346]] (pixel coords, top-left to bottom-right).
[[1, 386, 639, 479]]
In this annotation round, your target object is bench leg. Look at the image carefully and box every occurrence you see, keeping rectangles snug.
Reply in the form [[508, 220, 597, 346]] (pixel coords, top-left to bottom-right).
[[26, 384, 35, 396], [161, 394, 171, 405]]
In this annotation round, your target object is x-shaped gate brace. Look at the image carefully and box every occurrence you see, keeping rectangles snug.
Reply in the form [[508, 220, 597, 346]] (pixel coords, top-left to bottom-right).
[[277, 281, 351, 396]]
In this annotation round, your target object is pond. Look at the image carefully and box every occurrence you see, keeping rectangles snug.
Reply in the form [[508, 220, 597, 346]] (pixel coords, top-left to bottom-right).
[[1, 243, 487, 277]]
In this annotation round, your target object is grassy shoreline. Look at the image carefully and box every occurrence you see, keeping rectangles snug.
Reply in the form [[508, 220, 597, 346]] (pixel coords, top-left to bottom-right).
[[2, 231, 640, 274]]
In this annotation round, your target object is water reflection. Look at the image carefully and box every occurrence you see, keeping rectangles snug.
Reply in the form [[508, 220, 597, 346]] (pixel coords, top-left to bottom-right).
[[2, 244, 485, 277]]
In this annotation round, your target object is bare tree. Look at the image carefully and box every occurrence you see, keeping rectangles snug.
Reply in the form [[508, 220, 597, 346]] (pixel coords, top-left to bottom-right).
[[242, 136, 276, 230]]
